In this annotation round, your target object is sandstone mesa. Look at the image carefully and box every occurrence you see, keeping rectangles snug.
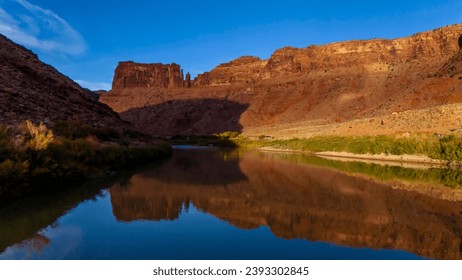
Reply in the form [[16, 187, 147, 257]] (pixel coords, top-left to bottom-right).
[[100, 23, 462, 138]]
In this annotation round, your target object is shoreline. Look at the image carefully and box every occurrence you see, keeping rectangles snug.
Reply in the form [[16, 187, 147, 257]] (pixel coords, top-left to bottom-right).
[[253, 147, 462, 201], [313, 151, 448, 168], [255, 146, 450, 168]]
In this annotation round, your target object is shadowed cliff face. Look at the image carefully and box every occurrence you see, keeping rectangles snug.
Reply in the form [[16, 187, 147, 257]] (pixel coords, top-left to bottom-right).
[[109, 149, 462, 259], [101, 24, 462, 137], [120, 99, 248, 137], [0, 35, 126, 128]]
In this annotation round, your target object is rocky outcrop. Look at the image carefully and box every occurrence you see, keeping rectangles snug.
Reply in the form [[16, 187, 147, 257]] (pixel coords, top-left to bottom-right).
[[436, 49, 462, 77], [184, 72, 191, 87], [101, 23, 462, 137], [194, 56, 265, 86], [0, 35, 127, 129], [195, 25, 461, 84], [112, 61, 184, 89]]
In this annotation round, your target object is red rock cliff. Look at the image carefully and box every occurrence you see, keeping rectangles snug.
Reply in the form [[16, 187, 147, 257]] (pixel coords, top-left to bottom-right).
[[194, 56, 265, 86], [100, 23, 462, 137], [112, 61, 184, 89], [194, 25, 461, 85]]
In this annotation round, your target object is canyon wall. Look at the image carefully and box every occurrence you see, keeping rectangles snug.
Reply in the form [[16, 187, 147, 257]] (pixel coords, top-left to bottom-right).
[[100, 23, 462, 137], [193, 24, 462, 86]]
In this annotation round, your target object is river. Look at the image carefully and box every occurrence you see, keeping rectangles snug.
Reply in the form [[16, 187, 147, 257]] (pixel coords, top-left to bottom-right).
[[1, 146, 462, 259]]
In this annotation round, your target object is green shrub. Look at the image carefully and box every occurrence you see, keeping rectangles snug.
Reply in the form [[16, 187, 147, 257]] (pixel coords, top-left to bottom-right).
[[438, 135, 462, 161], [234, 134, 443, 158]]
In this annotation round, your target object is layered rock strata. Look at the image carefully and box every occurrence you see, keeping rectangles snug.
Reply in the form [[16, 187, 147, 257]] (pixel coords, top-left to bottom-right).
[[101, 24, 462, 137]]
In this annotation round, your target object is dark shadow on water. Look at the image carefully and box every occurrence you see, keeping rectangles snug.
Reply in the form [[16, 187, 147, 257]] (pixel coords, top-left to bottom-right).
[[120, 98, 249, 137], [138, 148, 246, 185], [169, 136, 239, 148]]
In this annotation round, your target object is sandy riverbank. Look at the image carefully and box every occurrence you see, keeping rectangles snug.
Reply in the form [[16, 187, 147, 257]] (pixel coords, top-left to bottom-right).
[[256, 146, 449, 168], [313, 151, 447, 168]]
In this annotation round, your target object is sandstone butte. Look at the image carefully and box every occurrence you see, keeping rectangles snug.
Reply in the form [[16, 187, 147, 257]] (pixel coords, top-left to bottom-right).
[[100, 23, 462, 138], [0, 34, 127, 129]]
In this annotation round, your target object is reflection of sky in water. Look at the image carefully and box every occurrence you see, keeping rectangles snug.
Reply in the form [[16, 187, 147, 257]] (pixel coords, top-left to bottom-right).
[[1, 226, 83, 260], [0, 190, 424, 260]]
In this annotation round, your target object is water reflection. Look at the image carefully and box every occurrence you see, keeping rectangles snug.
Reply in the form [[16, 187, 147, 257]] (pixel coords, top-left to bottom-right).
[[0, 178, 110, 253], [1, 147, 462, 259], [279, 153, 462, 191], [111, 148, 246, 221], [110, 148, 462, 259]]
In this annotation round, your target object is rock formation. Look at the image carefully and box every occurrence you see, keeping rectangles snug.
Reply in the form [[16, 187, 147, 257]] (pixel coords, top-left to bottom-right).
[[112, 61, 184, 89], [184, 72, 191, 88], [194, 56, 265, 86], [436, 49, 462, 77], [100, 23, 462, 137], [0, 35, 127, 129]]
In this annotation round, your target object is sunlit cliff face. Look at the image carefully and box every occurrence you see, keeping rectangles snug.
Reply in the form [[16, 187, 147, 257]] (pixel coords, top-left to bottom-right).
[[101, 24, 462, 137]]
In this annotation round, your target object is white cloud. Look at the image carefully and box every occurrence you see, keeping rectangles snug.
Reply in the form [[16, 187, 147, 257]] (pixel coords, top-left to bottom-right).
[[0, 0, 86, 55], [75, 80, 111, 91]]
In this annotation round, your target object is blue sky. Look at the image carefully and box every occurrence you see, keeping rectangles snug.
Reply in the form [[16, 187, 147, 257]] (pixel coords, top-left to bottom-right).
[[1, 0, 462, 90]]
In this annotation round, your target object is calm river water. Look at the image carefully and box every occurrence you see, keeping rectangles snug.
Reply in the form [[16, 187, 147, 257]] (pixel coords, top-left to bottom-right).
[[1, 146, 462, 260]]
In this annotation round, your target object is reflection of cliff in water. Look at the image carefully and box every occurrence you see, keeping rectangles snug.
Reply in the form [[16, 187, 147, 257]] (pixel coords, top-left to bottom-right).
[[109, 149, 462, 259], [110, 148, 247, 221]]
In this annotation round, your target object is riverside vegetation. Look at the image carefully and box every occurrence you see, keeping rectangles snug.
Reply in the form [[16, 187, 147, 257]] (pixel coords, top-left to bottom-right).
[[213, 132, 462, 164], [0, 120, 171, 200], [273, 153, 462, 189], [225, 133, 462, 188]]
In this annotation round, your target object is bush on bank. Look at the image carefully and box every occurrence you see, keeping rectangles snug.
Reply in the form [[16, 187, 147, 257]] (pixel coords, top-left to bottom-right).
[[0, 121, 171, 199]]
